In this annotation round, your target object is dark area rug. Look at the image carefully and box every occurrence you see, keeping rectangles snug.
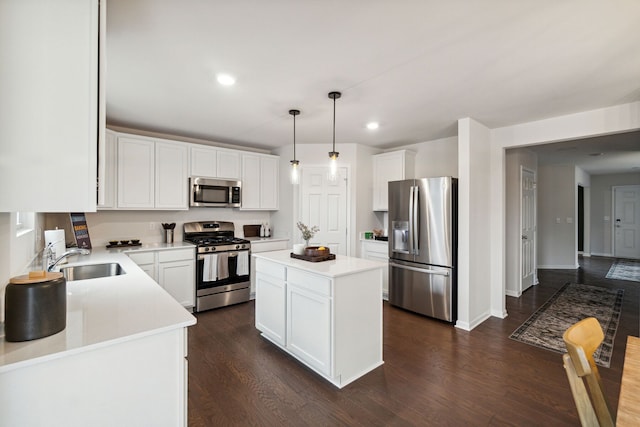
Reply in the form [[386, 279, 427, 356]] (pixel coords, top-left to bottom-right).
[[509, 283, 624, 367], [606, 259, 640, 282]]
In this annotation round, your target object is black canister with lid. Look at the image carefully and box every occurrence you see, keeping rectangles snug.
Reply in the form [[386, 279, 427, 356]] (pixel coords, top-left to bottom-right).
[[4, 271, 67, 342]]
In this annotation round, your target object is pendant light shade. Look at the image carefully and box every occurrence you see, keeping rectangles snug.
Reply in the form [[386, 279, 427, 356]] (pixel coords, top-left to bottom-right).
[[328, 91, 341, 182], [289, 109, 301, 185]]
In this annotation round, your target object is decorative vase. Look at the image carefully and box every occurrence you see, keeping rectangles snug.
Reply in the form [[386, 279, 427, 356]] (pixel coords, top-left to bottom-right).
[[305, 239, 310, 248]]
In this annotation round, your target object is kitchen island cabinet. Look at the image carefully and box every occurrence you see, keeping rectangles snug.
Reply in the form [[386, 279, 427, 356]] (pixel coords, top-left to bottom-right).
[[254, 250, 384, 388], [0, 250, 196, 426]]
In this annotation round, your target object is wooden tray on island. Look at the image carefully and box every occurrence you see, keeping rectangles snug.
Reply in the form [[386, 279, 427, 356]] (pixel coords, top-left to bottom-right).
[[290, 252, 336, 262]]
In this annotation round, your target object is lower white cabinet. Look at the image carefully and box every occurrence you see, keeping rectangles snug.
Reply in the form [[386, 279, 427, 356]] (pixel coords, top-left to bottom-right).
[[360, 239, 389, 299], [254, 254, 383, 388], [249, 238, 289, 298], [128, 247, 195, 310]]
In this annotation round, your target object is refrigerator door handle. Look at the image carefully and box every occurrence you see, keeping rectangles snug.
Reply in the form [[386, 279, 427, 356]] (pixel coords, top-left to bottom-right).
[[389, 262, 450, 276], [413, 185, 419, 255], [408, 185, 415, 254]]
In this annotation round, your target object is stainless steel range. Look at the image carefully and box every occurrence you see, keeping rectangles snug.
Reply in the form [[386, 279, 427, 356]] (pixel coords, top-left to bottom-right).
[[183, 221, 251, 312]]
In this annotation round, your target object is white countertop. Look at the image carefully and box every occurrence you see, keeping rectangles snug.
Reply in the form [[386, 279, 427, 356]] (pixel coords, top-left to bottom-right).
[[0, 248, 196, 373], [252, 250, 385, 278]]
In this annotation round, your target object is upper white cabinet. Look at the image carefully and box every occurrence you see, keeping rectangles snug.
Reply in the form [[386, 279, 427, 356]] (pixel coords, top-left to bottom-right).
[[241, 153, 279, 210], [117, 135, 188, 210], [97, 129, 117, 209], [189, 145, 241, 180], [0, 0, 101, 212], [240, 153, 280, 210], [372, 150, 415, 211], [155, 141, 189, 209]]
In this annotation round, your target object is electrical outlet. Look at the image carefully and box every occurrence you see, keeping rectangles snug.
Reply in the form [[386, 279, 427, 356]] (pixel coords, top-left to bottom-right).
[[149, 222, 156, 230]]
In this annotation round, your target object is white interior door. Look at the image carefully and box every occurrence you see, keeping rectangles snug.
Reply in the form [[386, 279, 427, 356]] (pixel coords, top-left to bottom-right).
[[614, 185, 640, 259], [299, 166, 348, 255], [520, 168, 536, 292]]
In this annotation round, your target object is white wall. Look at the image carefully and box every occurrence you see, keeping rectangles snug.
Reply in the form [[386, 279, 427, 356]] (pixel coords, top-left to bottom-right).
[[395, 136, 458, 178], [505, 148, 537, 296], [537, 164, 579, 268], [590, 173, 640, 256], [457, 118, 493, 330]]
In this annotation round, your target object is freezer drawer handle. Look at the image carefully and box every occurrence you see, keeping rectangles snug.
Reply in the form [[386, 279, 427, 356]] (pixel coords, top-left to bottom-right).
[[389, 262, 450, 276]]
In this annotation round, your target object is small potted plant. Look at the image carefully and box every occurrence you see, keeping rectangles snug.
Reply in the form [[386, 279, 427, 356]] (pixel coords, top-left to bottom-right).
[[297, 221, 319, 248]]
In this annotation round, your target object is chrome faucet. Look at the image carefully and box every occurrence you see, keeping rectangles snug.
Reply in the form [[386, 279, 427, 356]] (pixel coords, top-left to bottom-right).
[[43, 244, 91, 272]]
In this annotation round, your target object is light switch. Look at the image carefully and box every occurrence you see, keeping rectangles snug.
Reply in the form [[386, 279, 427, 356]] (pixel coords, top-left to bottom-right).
[[604, 216, 610, 221], [566, 217, 573, 224], [556, 218, 561, 224]]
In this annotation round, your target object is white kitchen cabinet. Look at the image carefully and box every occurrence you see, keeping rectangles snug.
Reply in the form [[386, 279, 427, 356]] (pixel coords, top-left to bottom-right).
[[117, 136, 155, 209], [372, 150, 415, 211], [255, 260, 287, 346], [361, 239, 389, 300], [0, 0, 100, 212], [127, 247, 195, 310], [217, 149, 241, 179], [254, 252, 383, 388], [249, 238, 289, 298], [241, 153, 279, 210], [286, 269, 332, 375], [97, 129, 117, 209], [117, 135, 188, 210], [157, 249, 195, 308], [156, 140, 189, 209], [189, 145, 241, 180]]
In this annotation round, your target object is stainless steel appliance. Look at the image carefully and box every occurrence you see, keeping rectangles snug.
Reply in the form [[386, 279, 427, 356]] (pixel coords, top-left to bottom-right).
[[183, 221, 251, 312], [388, 177, 457, 322], [190, 177, 242, 208]]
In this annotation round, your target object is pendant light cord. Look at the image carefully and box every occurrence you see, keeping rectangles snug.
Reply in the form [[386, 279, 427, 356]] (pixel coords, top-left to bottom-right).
[[332, 96, 336, 153], [293, 113, 296, 160]]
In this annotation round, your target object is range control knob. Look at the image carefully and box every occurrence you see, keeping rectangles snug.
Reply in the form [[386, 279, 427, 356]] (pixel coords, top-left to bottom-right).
[[235, 245, 240, 249]]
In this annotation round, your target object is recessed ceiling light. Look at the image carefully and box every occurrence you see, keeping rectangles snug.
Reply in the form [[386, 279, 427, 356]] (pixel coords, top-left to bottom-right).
[[366, 122, 379, 130], [216, 73, 236, 86], [589, 152, 604, 156]]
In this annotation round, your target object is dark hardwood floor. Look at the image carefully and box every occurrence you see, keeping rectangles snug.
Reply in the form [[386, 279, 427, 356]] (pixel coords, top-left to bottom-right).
[[188, 256, 639, 426]]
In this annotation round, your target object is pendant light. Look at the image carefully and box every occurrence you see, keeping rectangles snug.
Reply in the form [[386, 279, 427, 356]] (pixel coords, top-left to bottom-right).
[[328, 91, 341, 182], [289, 109, 301, 185]]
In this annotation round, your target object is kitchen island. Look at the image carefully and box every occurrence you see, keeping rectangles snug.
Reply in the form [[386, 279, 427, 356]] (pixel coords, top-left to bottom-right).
[[253, 250, 385, 388], [0, 249, 196, 427]]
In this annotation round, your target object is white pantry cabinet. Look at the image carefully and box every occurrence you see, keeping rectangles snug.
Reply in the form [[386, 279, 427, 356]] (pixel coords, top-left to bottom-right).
[[128, 247, 195, 310], [0, 0, 101, 212], [254, 253, 384, 388], [189, 145, 241, 180], [241, 153, 279, 210], [117, 135, 188, 210], [372, 150, 415, 211]]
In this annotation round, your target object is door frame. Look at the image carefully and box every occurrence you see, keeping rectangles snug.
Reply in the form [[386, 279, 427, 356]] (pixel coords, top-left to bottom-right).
[[294, 164, 352, 256]]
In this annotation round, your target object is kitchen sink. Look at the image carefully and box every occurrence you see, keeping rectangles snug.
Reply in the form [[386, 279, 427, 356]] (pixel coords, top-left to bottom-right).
[[60, 263, 126, 281]]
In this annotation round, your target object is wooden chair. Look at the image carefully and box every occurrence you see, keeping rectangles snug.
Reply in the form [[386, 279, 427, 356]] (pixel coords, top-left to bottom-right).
[[563, 317, 615, 427]]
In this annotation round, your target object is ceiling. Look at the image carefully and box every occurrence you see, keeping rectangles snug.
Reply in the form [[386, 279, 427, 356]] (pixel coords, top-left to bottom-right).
[[106, 0, 640, 171]]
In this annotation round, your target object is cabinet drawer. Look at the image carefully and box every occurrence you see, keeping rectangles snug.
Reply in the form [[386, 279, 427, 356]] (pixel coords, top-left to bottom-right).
[[128, 251, 155, 265], [362, 241, 388, 256], [252, 240, 288, 253], [255, 258, 286, 280], [158, 248, 194, 263], [287, 269, 331, 297]]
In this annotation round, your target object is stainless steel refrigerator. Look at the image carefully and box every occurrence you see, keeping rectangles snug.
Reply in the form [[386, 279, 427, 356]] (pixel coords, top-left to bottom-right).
[[388, 177, 457, 322]]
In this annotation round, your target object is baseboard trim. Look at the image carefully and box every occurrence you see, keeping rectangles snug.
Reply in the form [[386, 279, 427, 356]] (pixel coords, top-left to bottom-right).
[[537, 264, 579, 270], [505, 289, 521, 298]]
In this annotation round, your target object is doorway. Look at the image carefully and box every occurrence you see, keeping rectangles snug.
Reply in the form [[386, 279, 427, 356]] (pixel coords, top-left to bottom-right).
[[298, 166, 349, 255], [519, 167, 536, 292], [613, 185, 640, 259]]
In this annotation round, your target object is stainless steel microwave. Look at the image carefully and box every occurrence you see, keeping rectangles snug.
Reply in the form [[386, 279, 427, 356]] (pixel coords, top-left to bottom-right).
[[190, 177, 241, 208]]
